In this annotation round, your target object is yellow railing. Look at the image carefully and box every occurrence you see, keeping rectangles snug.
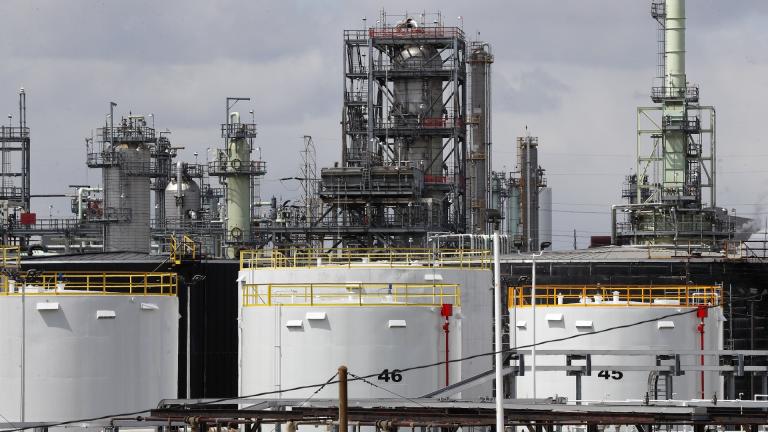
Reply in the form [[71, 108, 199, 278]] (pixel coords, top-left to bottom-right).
[[508, 284, 721, 308], [170, 235, 197, 265], [242, 282, 461, 307], [240, 248, 490, 270], [0, 272, 177, 296], [0, 245, 20, 268]]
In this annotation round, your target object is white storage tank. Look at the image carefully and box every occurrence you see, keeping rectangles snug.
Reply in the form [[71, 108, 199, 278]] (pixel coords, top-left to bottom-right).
[[0, 271, 178, 422], [509, 284, 723, 401], [238, 249, 493, 400]]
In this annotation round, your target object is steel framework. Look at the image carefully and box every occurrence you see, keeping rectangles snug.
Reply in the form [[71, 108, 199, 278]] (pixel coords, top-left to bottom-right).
[[318, 11, 467, 248], [614, 0, 735, 249], [0, 89, 30, 209]]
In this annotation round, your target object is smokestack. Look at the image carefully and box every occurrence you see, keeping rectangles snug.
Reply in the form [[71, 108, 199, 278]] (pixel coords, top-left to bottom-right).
[[665, 0, 686, 89]]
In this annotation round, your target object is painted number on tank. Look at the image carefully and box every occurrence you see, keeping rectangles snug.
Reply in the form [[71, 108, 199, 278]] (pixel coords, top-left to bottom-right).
[[377, 369, 403, 383], [598, 370, 623, 380]]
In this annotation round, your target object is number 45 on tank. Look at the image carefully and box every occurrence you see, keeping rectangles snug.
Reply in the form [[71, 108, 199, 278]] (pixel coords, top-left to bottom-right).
[[598, 370, 623, 380]]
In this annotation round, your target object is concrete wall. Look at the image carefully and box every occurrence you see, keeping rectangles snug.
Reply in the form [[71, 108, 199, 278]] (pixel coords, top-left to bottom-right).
[[511, 306, 723, 401], [239, 266, 492, 399], [0, 295, 178, 422]]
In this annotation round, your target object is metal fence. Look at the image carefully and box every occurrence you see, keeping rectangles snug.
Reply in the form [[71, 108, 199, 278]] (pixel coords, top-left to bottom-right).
[[509, 284, 721, 308], [242, 282, 460, 307], [241, 248, 491, 270], [0, 272, 177, 296]]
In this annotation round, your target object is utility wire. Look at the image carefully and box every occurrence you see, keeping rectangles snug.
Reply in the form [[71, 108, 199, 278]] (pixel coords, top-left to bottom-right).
[[150, 254, 171, 273], [295, 372, 338, 407], [0, 412, 18, 431], [347, 371, 426, 407], [2, 304, 721, 432]]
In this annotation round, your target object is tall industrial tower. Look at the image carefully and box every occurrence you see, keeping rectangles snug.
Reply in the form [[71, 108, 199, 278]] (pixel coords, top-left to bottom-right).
[[320, 12, 469, 248], [208, 98, 266, 258], [88, 107, 157, 253], [467, 42, 494, 235], [612, 0, 746, 248], [489, 134, 549, 252], [0, 89, 30, 212]]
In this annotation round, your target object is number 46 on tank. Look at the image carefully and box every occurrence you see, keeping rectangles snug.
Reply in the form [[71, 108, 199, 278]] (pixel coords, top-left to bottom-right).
[[377, 369, 403, 383]]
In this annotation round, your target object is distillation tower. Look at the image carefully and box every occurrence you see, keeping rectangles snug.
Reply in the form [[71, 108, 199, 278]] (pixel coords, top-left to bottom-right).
[[319, 13, 469, 248], [208, 99, 266, 258], [467, 42, 494, 235], [490, 134, 550, 251], [0, 89, 30, 215], [612, 0, 747, 248], [87, 109, 156, 253]]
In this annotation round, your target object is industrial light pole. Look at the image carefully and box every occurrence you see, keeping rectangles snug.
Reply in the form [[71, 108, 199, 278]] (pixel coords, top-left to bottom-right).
[[531, 242, 550, 399], [493, 231, 503, 432], [20, 272, 25, 422]]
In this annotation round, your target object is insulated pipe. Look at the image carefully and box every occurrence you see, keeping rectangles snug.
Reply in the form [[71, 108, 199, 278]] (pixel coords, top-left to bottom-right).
[[662, 0, 687, 197], [665, 0, 686, 89], [177, 161, 184, 221], [492, 232, 503, 432]]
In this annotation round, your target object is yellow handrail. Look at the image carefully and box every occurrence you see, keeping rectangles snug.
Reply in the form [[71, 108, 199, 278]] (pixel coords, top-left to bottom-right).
[[0, 245, 20, 268], [507, 284, 721, 308], [0, 272, 178, 296], [242, 282, 461, 307], [240, 248, 491, 270], [170, 235, 197, 265]]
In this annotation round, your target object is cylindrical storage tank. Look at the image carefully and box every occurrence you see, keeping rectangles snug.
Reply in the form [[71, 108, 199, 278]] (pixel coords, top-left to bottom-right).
[[509, 286, 723, 401], [104, 142, 151, 252], [164, 177, 201, 226], [538, 187, 552, 249], [0, 290, 178, 421], [239, 260, 492, 400]]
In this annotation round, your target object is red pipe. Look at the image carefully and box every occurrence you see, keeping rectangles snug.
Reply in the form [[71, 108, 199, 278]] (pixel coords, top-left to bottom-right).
[[443, 318, 450, 386], [697, 305, 708, 399], [440, 304, 453, 387], [698, 321, 705, 398]]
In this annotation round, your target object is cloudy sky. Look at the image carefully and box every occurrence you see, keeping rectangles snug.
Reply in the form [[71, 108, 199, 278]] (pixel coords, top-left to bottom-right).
[[1, 0, 767, 249]]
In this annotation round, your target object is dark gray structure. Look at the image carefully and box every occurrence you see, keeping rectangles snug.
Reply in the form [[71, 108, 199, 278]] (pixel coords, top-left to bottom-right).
[[320, 13, 469, 248]]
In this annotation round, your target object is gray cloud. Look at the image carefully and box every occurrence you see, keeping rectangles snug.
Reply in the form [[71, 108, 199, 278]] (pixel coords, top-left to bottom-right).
[[496, 68, 570, 113], [0, 0, 767, 249]]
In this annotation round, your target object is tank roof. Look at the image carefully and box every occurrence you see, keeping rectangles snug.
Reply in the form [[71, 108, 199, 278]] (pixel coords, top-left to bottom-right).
[[501, 245, 733, 263]]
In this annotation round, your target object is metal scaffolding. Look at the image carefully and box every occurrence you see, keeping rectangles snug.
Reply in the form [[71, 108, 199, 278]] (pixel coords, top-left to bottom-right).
[[0, 88, 30, 210], [318, 11, 468, 248], [489, 134, 548, 252], [206, 98, 266, 256], [87, 109, 158, 252], [613, 0, 741, 249]]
